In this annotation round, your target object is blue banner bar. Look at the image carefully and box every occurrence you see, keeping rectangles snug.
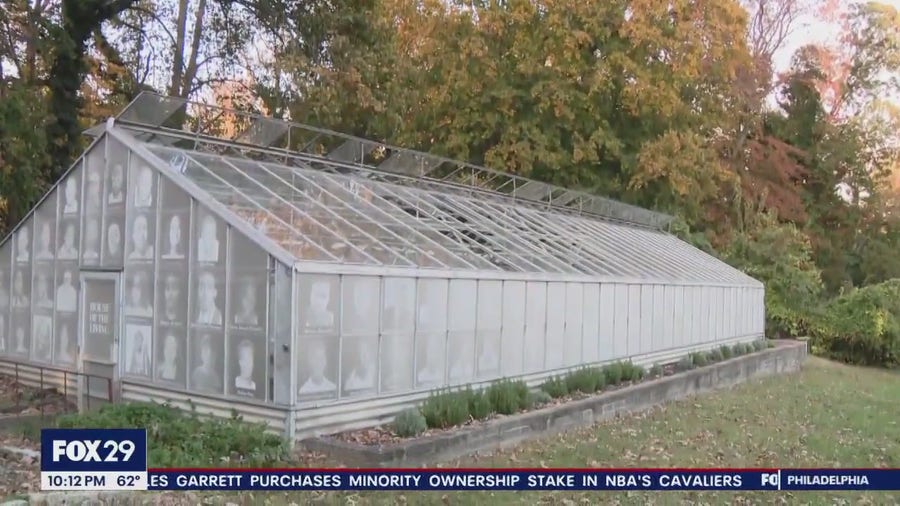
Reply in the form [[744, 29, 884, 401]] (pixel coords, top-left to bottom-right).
[[144, 469, 900, 491]]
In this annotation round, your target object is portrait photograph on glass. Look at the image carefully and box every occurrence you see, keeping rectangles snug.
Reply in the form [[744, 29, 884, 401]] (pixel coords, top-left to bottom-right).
[[15, 224, 29, 263], [0, 314, 6, 353], [298, 275, 339, 335], [33, 271, 54, 309], [379, 278, 414, 393], [124, 323, 153, 377], [54, 318, 76, 365], [194, 211, 222, 264], [132, 163, 156, 208], [61, 174, 80, 215], [194, 269, 223, 327], [10, 315, 30, 357], [228, 333, 265, 399], [35, 218, 55, 261], [415, 279, 448, 387], [158, 270, 187, 325], [341, 276, 380, 334], [190, 331, 224, 394], [161, 213, 187, 260], [82, 216, 101, 262], [124, 268, 154, 318], [297, 337, 338, 401], [85, 164, 103, 215], [105, 220, 123, 261], [106, 147, 127, 206], [126, 212, 155, 261], [341, 337, 378, 396], [55, 269, 78, 313], [155, 330, 185, 386], [31, 314, 53, 363], [11, 267, 31, 309], [231, 274, 263, 329], [56, 220, 79, 260]]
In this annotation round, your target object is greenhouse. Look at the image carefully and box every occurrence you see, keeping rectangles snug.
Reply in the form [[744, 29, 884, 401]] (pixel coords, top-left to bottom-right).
[[0, 93, 764, 438]]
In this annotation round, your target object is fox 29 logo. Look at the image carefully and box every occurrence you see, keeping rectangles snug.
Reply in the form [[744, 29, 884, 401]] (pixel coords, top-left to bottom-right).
[[761, 472, 780, 488], [41, 429, 147, 472]]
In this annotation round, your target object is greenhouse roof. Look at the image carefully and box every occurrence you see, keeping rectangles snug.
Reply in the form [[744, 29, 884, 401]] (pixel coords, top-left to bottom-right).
[[105, 92, 759, 286]]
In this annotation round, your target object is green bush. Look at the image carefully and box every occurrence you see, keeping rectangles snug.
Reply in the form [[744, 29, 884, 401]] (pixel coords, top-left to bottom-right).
[[420, 389, 470, 428], [648, 363, 663, 377], [604, 362, 624, 385], [691, 352, 708, 367], [620, 361, 644, 382], [720, 345, 733, 359], [753, 339, 767, 352], [708, 348, 724, 363], [566, 367, 605, 394], [465, 388, 493, 420], [393, 408, 427, 437], [487, 379, 529, 415], [541, 376, 569, 398], [529, 390, 553, 406], [677, 355, 694, 371], [732, 343, 749, 356], [56, 402, 288, 467]]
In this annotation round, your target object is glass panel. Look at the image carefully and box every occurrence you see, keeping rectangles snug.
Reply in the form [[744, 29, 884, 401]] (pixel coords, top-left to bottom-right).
[[500, 281, 525, 377], [380, 277, 414, 394], [447, 279, 476, 384], [564, 283, 583, 367], [297, 275, 340, 402], [341, 276, 380, 397], [523, 282, 546, 372], [415, 278, 447, 388], [475, 280, 501, 379], [582, 284, 600, 364]]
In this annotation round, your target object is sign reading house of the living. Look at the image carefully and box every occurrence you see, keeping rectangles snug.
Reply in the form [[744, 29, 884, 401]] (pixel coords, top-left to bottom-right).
[[85, 279, 116, 361]]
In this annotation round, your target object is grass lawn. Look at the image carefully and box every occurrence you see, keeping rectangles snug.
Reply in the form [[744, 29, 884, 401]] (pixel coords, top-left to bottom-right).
[[216, 357, 899, 505]]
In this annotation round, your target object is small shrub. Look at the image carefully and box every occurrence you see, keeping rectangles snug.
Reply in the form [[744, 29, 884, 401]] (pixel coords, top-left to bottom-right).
[[541, 376, 569, 398], [620, 361, 644, 381], [393, 409, 427, 437], [420, 389, 470, 429], [733, 343, 749, 356], [604, 362, 624, 385], [767, 340, 775, 348], [720, 345, 733, 359], [677, 355, 694, 371], [528, 390, 553, 407], [692, 352, 708, 367], [487, 379, 529, 415], [753, 340, 767, 352], [708, 348, 724, 363], [648, 363, 663, 377], [566, 367, 606, 394], [465, 388, 492, 420]]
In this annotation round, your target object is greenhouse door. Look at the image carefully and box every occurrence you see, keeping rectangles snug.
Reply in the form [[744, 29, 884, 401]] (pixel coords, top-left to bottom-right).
[[78, 271, 121, 411]]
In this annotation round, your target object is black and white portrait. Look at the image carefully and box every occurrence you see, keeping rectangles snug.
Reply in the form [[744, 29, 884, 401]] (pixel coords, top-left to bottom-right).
[[229, 336, 265, 399], [342, 338, 377, 395], [159, 272, 185, 324], [127, 213, 154, 260], [12, 269, 30, 308], [13, 324, 28, 355], [55, 320, 75, 365], [15, 225, 29, 262], [133, 165, 155, 208], [124, 323, 152, 377], [162, 214, 186, 259], [298, 339, 337, 399], [83, 218, 100, 261], [125, 270, 153, 318], [63, 177, 79, 215], [56, 270, 77, 313], [35, 221, 54, 260], [156, 331, 184, 384], [342, 277, 379, 333], [31, 315, 52, 362], [416, 333, 445, 386], [300, 277, 337, 333], [34, 271, 53, 309], [232, 276, 262, 329], [194, 270, 222, 326], [196, 213, 220, 263], [85, 169, 102, 214], [108, 162, 125, 205], [106, 222, 122, 258], [191, 332, 223, 393], [57, 222, 78, 260]]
